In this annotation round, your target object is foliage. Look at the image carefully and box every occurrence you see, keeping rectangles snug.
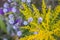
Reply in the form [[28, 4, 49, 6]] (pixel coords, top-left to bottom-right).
[[0, 15, 7, 33], [19, 0, 60, 40]]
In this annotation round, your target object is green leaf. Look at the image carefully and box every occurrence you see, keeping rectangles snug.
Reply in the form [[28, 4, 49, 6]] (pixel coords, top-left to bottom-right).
[[0, 16, 6, 33]]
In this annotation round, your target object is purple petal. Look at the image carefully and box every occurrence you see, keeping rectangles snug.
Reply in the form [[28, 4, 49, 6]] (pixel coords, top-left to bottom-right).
[[8, 7, 12, 12], [13, 18, 22, 25], [0, 8, 4, 15], [14, 19, 19, 24]]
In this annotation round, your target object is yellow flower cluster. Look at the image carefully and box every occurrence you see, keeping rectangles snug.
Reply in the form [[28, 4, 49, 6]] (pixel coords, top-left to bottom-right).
[[19, 0, 60, 40]]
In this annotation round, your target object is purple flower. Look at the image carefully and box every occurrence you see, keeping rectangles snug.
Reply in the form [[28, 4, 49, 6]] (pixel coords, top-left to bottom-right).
[[0, 8, 4, 15], [38, 17, 43, 23], [13, 18, 22, 25], [3, 7, 12, 13], [9, 19, 14, 24], [3, 2, 9, 8], [8, 14, 14, 19], [8, 0, 12, 3], [3, 8, 8, 13], [12, 7, 17, 13], [28, 17, 33, 22], [8, 7, 12, 12], [17, 31, 22, 37], [13, 19, 19, 25], [13, 25, 17, 30]]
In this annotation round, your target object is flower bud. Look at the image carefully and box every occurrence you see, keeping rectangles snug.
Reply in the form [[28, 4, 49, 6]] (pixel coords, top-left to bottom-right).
[[17, 31, 22, 37], [23, 21, 28, 25], [38, 17, 43, 23], [3, 2, 9, 8], [28, 17, 33, 22]]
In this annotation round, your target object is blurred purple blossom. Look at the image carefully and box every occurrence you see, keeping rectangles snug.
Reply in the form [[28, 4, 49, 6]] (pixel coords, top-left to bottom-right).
[[3, 2, 9, 8], [0, 8, 4, 15], [8, 0, 12, 3], [38, 17, 43, 23], [13, 18, 22, 25], [9, 19, 14, 24], [13, 25, 17, 30], [8, 7, 12, 12], [12, 7, 17, 13], [28, 17, 33, 22], [17, 31, 22, 37], [3, 8, 8, 13], [8, 14, 14, 19]]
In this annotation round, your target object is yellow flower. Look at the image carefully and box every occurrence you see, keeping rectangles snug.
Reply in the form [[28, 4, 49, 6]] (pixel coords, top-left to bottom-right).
[[19, 0, 60, 40]]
